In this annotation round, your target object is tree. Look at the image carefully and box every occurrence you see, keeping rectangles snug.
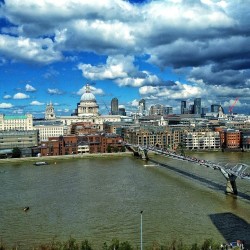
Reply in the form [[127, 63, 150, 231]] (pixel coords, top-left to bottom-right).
[[63, 237, 79, 250], [12, 147, 21, 158], [113, 146, 119, 153], [81, 240, 93, 250], [120, 241, 133, 250], [107, 145, 112, 153], [109, 238, 119, 250], [120, 146, 126, 152], [176, 143, 186, 156]]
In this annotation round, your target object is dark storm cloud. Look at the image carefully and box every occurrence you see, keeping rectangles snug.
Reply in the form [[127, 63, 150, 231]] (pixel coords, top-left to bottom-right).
[[189, 65, 250, 87], [148, 36, 250, 69]]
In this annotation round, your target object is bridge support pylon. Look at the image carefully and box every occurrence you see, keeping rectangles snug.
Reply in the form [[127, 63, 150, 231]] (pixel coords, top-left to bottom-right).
[[139, 148, 148, 161], [126, 144, 149, 160], [226, 176, 238, 195], [219, 167, 238, 195]]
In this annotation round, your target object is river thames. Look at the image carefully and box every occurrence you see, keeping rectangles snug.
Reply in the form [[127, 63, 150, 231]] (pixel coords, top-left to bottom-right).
[[0, 152, 250, 249]]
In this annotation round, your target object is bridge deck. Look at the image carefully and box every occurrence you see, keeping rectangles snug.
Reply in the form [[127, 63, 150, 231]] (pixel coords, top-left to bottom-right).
[[127, 144, 250, 181]]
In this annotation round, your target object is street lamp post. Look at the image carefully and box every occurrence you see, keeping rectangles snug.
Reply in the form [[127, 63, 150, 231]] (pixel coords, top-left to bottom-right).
[[140, 210, 143, 250]]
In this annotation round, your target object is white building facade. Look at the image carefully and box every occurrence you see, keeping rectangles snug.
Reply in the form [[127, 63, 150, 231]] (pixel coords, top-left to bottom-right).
[[0, 114, 33, 131], [184, 131, 221, 150], [34, 123, 65, 142]]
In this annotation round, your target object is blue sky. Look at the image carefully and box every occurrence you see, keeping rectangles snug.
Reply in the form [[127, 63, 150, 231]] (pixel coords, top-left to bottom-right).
[[0, 0, 250, 117]]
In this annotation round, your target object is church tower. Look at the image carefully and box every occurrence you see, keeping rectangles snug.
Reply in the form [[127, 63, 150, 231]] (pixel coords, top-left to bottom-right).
[[45, 101, 56, 120]]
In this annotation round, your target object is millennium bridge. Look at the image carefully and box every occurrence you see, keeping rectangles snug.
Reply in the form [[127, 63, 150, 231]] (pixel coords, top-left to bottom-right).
[[126, 144, 250, 196]]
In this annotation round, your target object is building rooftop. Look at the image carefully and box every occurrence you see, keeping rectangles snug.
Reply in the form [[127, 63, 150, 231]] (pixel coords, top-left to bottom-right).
[[3, 115, 28, 120], [33, 120, 64, 126], [0, 130, 37, 135]]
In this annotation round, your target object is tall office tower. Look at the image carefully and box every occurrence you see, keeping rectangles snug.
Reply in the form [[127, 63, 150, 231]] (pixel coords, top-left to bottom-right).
[[189, 104, 194, 114], [166, 106, 173, 115], [118, 108, 126, 116], [139, 99, 146, 110], [111, 98, 119, 115], [181, 100, 187, 114], [149, 104, 166, 115], [211, 104, 220, 113], [202, 107, 209, 115], [138, 99, 146, 116], [194, 98, 201, 114]]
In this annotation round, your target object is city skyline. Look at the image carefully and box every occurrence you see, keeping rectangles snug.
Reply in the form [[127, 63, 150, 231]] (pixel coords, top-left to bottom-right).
[[0, 0, 250, 117]]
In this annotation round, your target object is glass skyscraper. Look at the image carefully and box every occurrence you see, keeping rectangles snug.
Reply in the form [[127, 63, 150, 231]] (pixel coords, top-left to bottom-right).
[[194, 98, 201, 114], [181, 100, 187, 114], [111, 98, 119, 115]]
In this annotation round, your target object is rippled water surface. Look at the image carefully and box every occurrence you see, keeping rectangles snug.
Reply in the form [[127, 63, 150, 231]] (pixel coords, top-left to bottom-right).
[[0, 153, 249, 249]]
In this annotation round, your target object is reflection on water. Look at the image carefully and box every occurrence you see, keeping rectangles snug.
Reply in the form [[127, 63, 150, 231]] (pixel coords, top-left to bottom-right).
[[0, 152, 250, 249]]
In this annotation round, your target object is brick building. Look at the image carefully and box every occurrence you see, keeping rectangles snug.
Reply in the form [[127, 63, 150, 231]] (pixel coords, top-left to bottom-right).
[[40, 135, 78, 156], [220, 129, 241, 149], [70, 122, 99, 135], [40, 133, 124, 156]]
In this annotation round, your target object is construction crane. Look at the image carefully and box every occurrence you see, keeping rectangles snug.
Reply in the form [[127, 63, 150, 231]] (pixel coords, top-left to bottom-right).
[[102, 100, 111, 115], [228, 97, 239, 114]]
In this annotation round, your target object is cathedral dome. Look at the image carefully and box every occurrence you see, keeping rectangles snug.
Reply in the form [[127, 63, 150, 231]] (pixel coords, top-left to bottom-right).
[[80, 84, 96, 102], [77, 84, 99, 117], [81, 92, 96, 102]]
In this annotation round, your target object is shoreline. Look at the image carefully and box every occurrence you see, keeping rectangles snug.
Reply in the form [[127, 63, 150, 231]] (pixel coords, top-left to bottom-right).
[[1, 149, 249, 165], [0, 151, 133, 164]]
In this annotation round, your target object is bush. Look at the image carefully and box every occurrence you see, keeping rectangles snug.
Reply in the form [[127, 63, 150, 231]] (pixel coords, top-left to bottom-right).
[[12, 147, 21, 158], [80, 240, 93, 250], [0, 238, 225, 250]]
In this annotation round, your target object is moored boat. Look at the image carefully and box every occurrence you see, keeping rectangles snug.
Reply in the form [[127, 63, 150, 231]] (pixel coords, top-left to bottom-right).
[[34, 161, 49, 166]]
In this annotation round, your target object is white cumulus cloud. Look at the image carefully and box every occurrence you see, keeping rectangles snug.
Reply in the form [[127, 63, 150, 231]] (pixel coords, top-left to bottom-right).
[[30, 101, 44, 106], [3, 95, 12, 99], [13, 92, 30, 99], [0, 103, 13, 108], [25, 84, 36, 92], [78, 55, 134, 80], [78, 55, 161, 87], [47, 88, 63, 95], [0, 35, 62, 64]]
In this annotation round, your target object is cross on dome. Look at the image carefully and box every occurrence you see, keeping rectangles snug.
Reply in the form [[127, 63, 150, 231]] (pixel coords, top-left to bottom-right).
[[85, 84, 91, 93]]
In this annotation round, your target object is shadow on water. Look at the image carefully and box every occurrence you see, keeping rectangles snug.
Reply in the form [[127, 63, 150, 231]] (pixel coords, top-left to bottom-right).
[[209, 213, 250, 246], [149, 158, 250, 202]]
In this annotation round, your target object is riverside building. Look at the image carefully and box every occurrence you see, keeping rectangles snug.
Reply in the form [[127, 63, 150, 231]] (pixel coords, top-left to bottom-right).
[[242, 131, 250, 151], [0, 114, 33, 131], [183, 131, 221, 150], [220, 129, 241, 149], [33, 120, 65, 142], [0, 130, 38, 150], [40, 133, 123, 156]]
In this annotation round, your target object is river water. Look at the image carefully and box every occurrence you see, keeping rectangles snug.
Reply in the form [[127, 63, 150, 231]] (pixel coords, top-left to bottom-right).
[[0, 152, 250, 249]]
